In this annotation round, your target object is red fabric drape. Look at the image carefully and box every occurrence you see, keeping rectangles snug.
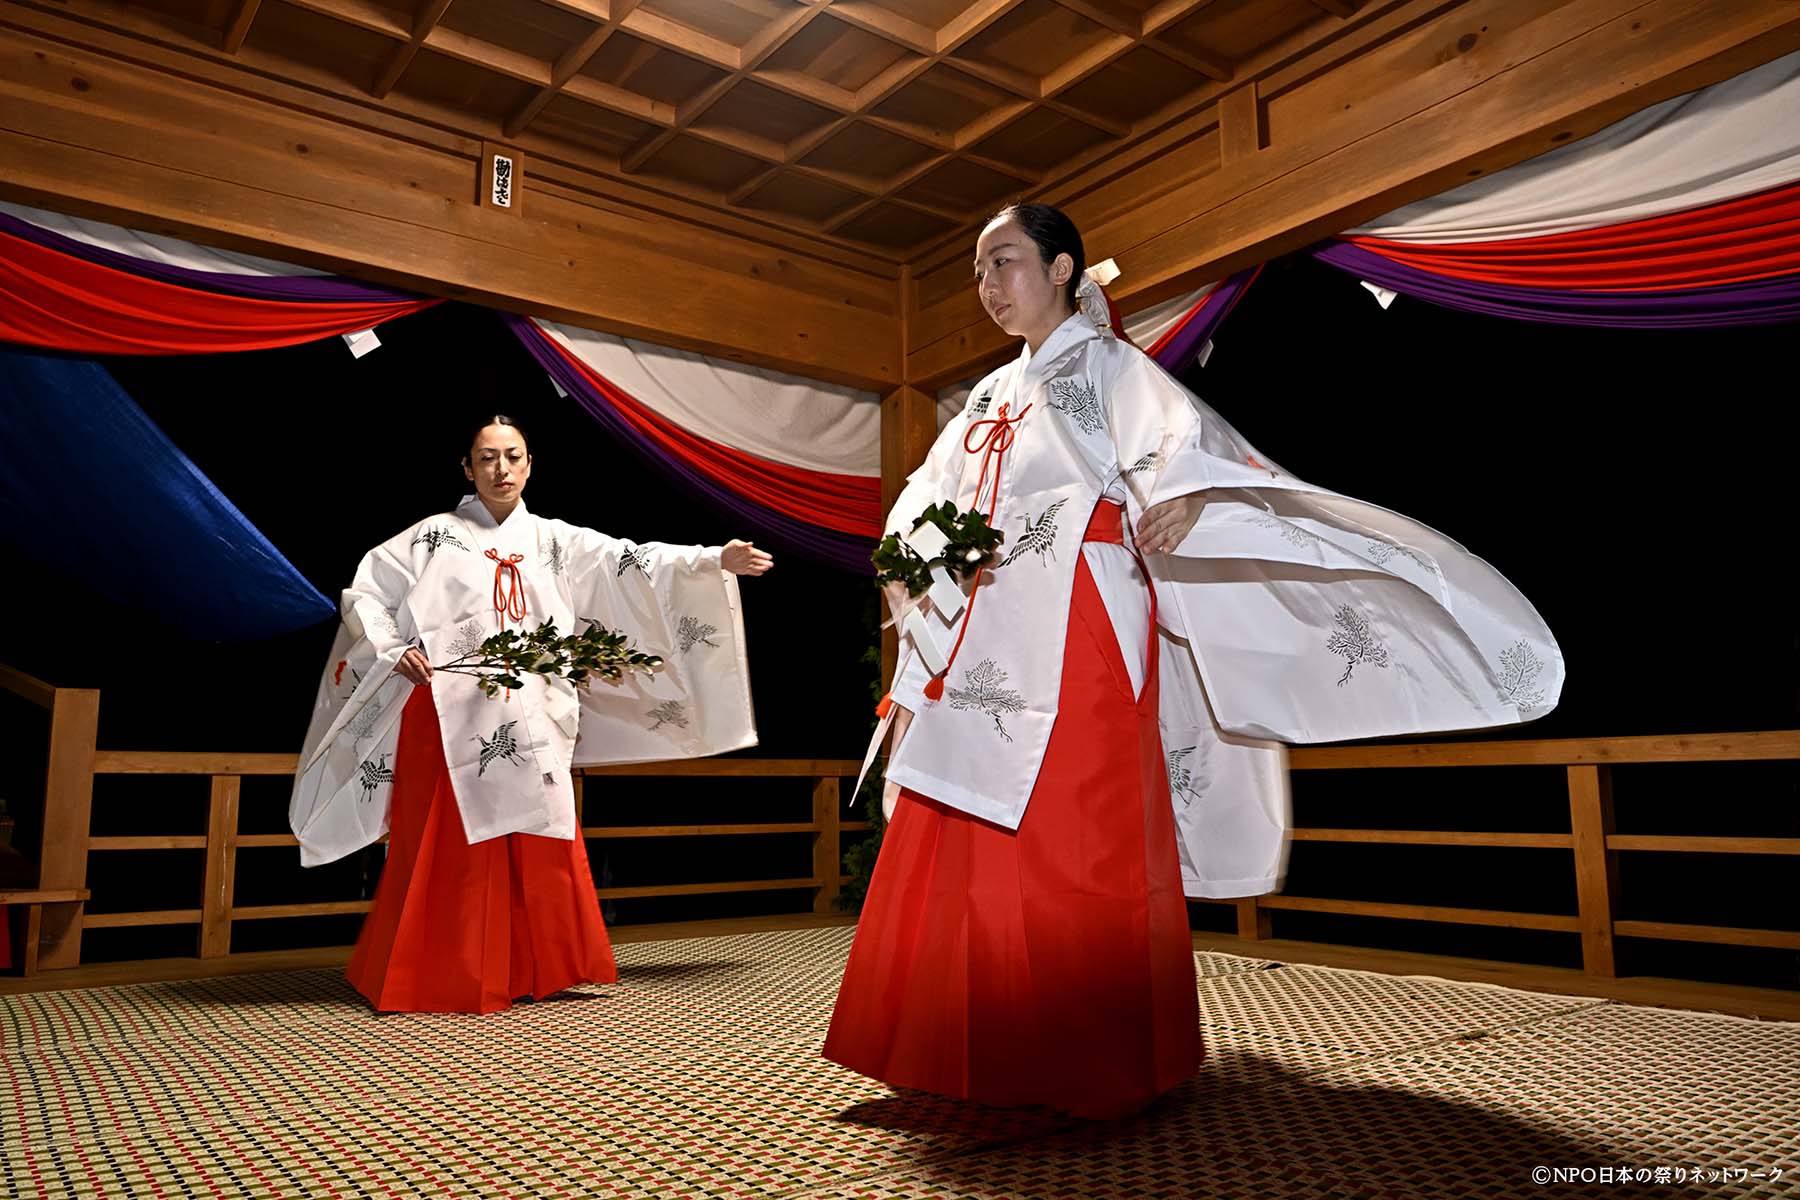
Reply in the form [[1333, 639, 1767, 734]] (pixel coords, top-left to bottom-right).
[[0, 229, 439, 354], [1347, 180, 1800, 292], [537, 330, 881, 540]]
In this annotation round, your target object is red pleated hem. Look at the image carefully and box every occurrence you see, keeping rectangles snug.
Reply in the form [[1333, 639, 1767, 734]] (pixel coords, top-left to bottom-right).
[[824, 553, 1200, 1120], [346, 685, 616, 1014]]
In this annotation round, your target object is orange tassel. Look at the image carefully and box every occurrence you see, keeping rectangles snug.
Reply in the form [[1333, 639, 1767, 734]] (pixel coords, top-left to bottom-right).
[[923, 674, 945, 702], [875, 693, 893, 718]]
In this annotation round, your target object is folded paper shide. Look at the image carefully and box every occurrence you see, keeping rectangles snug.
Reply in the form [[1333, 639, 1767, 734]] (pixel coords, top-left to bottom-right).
[[870, 501, 1005, 598]]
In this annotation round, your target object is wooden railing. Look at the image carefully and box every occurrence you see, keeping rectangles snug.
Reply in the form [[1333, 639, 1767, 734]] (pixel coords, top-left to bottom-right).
[[1207, 732, 1800, 979], [5, 664, 1796, 1013], [0, 664, 98, 973], [70, 750, 866, 965]]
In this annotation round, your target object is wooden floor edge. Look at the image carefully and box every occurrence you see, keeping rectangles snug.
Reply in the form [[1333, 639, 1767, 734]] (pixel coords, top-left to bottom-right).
[[1193, 932, 1800, 1022], [0, 912, 860, 995]]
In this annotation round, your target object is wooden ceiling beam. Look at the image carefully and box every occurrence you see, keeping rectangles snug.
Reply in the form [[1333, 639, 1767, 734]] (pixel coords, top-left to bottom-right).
[[828, 2, 936, 56], [279, 0, 407, 41], [1049, 0, 1142, 38], [1144, 38, 1234, 83], [619, 2, 827, 175], [615, 7, 742, 71], [558, 72, 674, 127], [372, 0, 454, 99], [220, 0, 261, 54], [504, 0, 645, 139]]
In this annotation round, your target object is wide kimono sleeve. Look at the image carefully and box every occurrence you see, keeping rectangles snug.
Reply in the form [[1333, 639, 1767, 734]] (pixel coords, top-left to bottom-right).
[[289, 527, 422, 867], [1107, 344, 1565, 747], [555, 523, 758, 765]]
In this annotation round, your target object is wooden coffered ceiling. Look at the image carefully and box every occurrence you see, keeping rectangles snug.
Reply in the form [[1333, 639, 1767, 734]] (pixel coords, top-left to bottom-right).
[[36, 0, 1355, 258]]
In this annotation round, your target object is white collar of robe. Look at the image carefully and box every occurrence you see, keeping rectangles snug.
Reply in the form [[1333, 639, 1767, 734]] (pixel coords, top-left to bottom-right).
[[1019, 311, 1101, 381], [456, 493, 531, 529]]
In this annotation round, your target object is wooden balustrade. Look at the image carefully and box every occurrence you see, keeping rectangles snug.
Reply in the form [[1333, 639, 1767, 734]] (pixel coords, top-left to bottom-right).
[[4, 665, 1796, 1016]]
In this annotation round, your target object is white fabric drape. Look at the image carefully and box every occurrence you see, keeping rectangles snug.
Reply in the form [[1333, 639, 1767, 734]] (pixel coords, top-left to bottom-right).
[[0, 200, 329, 276], [533, 318, 882, 477], [1348, 50, 1800, 243]]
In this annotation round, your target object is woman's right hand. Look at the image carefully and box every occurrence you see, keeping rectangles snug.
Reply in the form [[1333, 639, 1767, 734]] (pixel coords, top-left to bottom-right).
[[883, 580, 928, 621], [394, 647, 433, 687]]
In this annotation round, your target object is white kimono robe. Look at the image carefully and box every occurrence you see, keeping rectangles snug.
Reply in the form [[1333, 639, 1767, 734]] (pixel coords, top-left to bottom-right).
[[883, 314, 1563, 897], [290, 497, 756, 867]]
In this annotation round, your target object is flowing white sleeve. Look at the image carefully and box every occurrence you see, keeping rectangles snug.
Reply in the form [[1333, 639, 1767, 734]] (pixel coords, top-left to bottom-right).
[[559, 524, 757, 765]]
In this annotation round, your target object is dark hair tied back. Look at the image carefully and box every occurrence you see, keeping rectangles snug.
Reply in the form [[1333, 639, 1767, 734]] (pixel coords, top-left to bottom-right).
[[988, 202, 1085, 311]]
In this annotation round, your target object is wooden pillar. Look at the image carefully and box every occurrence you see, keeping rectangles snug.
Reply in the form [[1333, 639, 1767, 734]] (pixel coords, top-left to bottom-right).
[[199, 774, 241, 958], [36, 687, 99, 970], [882, 265, 939, 688], [812, 775, 842, 914], [1218, 81, 1263, 165], [1235, 896, 1272, 940], [1568, 764, 1621, 977]]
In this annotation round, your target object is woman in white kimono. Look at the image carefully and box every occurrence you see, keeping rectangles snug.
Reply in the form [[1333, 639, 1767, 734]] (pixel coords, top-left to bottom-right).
[[291, 415, 773, 1013], [824, 205, 1562, 1117]]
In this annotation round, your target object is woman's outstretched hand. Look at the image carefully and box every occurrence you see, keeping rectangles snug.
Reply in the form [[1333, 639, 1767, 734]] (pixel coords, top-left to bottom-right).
[[394, 647, 433, 687], [722, 540, 774, 576], [1135, 493, 1207, 555]]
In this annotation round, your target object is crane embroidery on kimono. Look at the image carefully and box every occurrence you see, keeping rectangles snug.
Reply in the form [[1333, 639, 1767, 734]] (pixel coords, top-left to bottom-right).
[[647, 700, 689, 731], [945, 659, 1026, 743], [617, 547, 652, 579], [474, 722, 526, 776], [969, 388, 993, 418], [1001, 499, 1067, 567], [1122, 450, 1164, 477], [1497, 641, 1547, 710], [357, 754, 394, 802], [677, 616, 719, 652], [542, 536, 566, 576], [1327, 606, 1390, 686], [1165, 745, 1208, 806], [411, 526, 469, 554]]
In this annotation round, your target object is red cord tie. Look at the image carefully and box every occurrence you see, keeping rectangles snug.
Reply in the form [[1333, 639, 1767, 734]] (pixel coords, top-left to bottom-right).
[[923, 401, 1031, 702], [486, 549, 527, 630]]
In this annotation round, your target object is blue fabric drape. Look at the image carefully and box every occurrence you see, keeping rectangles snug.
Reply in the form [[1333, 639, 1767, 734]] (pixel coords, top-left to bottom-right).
[[0, 347, 333, 639]]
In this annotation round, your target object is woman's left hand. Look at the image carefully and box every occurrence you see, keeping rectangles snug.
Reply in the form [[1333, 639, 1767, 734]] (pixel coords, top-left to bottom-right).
[[722, 540, 774, 576], [1135, 493, 1207, 554]]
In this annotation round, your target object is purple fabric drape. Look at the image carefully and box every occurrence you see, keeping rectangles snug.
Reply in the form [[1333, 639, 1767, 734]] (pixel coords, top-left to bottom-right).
[[1316, 240, 1800, 329], [0, 209, 425, 305], [1149, 268, 1260, 371]]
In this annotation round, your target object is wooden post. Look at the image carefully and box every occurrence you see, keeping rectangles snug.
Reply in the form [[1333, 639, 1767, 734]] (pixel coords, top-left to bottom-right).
[[572, 772, 586, 830], [812, 775, 842, 914], [35, 687, 100, 971], [1219, 81, 1264, 165], [881, 265, 937, 690], [1568, 764, 1620, 977], [199, 775, 241, 958], [1236, 896, 1272, 940], [22, 904, 43, 976]]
